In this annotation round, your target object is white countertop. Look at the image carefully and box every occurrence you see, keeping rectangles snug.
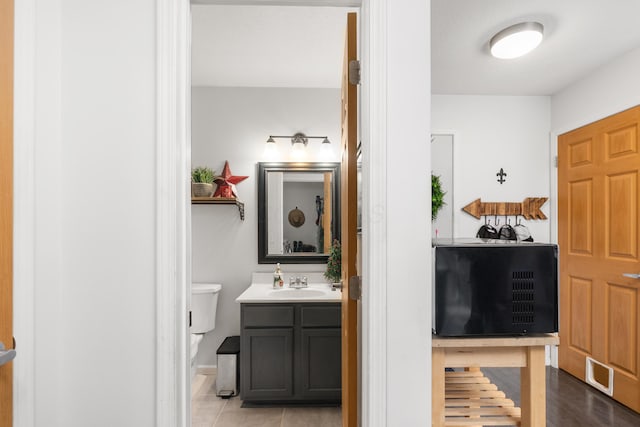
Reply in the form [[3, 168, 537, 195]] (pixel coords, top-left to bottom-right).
[[236, 272, 342, 303]]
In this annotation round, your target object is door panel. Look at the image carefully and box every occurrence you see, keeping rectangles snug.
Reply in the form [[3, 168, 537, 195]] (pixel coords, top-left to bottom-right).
[[559, 105, 640, 413], [568, 276, 592, 354], [568, 179, 593, 254], [607, 172, 637, 258], [341, 12, 358, 427], [0, 0, 14, 425], [607, 283, 637, 374]]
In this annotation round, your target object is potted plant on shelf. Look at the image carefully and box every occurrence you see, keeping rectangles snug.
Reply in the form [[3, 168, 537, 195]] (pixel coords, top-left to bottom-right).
[[432, 174, 446, 221], [192, 166, 215, 197], [324, 239, 341, 285]]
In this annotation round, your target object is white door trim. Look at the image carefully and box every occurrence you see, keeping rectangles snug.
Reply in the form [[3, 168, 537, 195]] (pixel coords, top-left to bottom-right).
[[359, 1, 387, 425], [156, 1, 191, 425], [160, 1, 388, 426], [13, 1, 36, 425]]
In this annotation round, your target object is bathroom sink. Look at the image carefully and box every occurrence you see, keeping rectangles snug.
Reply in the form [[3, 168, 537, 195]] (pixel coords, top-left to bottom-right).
[[236, 273, 342, 303], [268, 288, 328, 298]]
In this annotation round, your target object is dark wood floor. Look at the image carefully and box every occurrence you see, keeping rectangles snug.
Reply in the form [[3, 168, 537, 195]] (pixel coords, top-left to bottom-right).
[[482, 367, 640, 427]]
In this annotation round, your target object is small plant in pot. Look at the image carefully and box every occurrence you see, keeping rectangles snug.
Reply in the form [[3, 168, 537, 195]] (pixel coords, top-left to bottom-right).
[[432, 174, 446, 221], [192, 166, 216, 197], [324, 239, 341, 285]]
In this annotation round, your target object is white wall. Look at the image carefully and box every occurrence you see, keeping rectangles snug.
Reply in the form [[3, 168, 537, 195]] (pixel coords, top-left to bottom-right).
[[432, 95, 551, 242], [191, 86, 341, 366], [27, 1, 157, 426], [551, 47, 640, 134], [549, 46, 640, 249]]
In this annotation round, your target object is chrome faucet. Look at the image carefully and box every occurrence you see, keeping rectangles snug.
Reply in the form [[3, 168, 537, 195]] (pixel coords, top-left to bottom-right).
[[289, 276, 308, 289]]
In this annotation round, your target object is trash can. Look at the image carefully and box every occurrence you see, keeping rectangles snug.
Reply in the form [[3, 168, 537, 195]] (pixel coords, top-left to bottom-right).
[[216, 335, 240, 398]]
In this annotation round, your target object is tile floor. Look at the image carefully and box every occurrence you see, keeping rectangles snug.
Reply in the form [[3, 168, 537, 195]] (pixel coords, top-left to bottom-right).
[[191, 373, 342, 427]]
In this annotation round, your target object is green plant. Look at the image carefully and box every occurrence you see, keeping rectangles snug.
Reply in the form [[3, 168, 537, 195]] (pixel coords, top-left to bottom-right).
[[432, 174, 446, 221], [324, 239, 341, 283], [192, 166, 215, 184]]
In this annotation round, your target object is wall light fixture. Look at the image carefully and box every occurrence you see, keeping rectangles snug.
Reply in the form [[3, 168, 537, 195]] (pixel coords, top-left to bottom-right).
[[266, 132, 331, 157]]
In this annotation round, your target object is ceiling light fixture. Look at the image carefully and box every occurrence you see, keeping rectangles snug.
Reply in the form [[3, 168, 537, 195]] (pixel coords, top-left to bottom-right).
[[490, 21, 544, 59]]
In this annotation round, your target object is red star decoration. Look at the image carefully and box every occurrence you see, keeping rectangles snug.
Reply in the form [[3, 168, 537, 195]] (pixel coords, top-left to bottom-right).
[[213, 161, 248, 198]]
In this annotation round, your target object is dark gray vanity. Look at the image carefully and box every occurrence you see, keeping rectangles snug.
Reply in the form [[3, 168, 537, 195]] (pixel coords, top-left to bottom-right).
[[240, 302, 341, 404]]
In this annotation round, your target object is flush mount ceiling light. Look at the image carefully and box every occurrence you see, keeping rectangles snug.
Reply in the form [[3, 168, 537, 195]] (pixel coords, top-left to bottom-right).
[[490, 21, 544, 59]]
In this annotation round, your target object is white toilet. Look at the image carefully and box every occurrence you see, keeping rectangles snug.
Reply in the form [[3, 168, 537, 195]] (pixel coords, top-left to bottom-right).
[[191, 283, 222, 379]]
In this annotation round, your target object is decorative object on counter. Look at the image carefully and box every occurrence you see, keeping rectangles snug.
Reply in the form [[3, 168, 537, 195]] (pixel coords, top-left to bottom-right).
[[288, 207, 305, 227], [431, 174, 446, 221], [496, 167, 507, 184], [324, 239, 341, 284], [191, 166, 216, 197], [272, 263, 284, 289], [213, 160, 248, 199], [462, 197, 548, 220]]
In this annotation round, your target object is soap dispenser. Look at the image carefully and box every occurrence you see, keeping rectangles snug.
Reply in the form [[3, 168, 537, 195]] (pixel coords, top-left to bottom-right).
[[273, 263, 284, 289]]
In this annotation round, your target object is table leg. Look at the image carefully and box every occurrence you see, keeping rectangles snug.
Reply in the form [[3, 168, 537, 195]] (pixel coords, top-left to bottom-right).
[[432, 347, 445, 427], [520, 346, 546, 427]]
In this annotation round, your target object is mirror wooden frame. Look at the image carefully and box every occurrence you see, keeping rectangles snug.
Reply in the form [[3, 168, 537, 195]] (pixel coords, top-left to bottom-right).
[[258, 162, 341, 264]]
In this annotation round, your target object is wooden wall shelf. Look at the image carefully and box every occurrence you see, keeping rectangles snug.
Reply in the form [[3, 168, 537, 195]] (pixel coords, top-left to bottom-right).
[[191, 197, 245, 220], [462, 197, 548, 220]]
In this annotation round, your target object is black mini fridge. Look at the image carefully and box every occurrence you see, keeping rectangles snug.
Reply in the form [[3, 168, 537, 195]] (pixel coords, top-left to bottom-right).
[[432, 239, 558, 336]]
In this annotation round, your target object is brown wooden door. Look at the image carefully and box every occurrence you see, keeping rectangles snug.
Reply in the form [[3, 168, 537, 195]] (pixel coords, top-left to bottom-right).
[[0, 0, 13, 425], [341, 12, 358, 427], [558, 105, 640, 413]]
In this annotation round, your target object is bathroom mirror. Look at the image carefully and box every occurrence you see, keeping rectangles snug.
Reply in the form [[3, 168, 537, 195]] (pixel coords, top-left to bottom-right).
[[258, 162, 341, 264]]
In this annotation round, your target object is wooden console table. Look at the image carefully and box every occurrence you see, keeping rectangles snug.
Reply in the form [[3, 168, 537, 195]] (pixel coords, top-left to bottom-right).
[[432, 334, 559, 427]]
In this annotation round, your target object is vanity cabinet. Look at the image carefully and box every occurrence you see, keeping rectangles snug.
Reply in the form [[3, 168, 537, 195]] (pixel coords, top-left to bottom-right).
[[240, 303, 341, 403]]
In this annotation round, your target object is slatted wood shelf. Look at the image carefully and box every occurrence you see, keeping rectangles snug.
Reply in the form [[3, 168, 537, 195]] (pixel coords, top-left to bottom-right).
[[443, 370, 520, 427]]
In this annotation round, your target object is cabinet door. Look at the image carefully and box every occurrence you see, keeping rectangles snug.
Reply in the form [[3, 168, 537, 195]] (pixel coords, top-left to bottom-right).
[[241, 328, 294, 400], [300, 328, 341, 400]]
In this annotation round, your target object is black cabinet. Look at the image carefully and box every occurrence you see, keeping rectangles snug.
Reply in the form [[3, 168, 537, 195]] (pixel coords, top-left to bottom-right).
[[240, 303, 341, 403]]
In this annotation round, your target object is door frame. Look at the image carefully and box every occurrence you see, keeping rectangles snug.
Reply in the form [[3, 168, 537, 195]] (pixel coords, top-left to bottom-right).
[[13, 0, 36, 425], [160, 1, 403, 425]]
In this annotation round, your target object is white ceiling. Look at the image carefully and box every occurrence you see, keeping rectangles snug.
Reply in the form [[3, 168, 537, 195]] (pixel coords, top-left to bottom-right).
[[192, 1, 640, 95], [191, 5, 355, 88]]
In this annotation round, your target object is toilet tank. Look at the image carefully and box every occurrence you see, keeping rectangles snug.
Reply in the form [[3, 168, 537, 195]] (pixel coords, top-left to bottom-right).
[[191, 283, 222, 333]]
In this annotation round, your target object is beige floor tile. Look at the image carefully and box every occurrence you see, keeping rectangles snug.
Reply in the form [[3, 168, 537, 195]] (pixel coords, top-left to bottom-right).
[[193, 375, 219, 401], [281, 406, 341, 427], [192, 398, 227, 426], [213, 399, 283, 427], [192, 374, 208, 397], [192, 373, 342, 427]]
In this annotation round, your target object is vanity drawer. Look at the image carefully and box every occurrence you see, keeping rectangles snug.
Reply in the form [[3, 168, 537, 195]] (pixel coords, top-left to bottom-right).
[[242, 304, 295, 328], [301, 304, 341, 328]]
